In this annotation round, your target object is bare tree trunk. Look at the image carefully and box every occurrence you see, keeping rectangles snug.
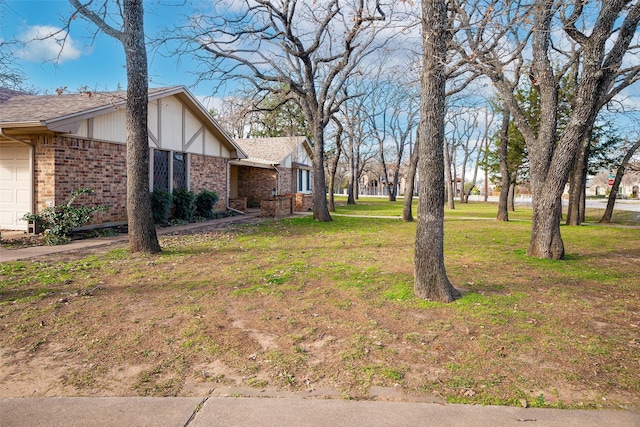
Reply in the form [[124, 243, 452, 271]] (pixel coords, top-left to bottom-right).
[[123, 0, 161, 254], [311, 120, 332, 222], [601, 138, 640, 223], [497, 108, 510, 221], [444, 140, 455, 209], [379, 143, 395, 201], [414, 0, 460, 303], [328, 121, 343, 213], [69, 0, 161, 254], [579, 173, 586, 224], [566, 133, 590, 225], [402, 144, 419, 222], [508, 182, 516, 212], [346, 132, 356, 204], [528, 191, 564, 259], [390, 168, 400, 202]]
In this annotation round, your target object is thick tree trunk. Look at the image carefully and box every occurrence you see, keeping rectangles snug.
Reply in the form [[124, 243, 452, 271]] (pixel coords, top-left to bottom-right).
[[414, 0, 460, 303], [311, 122, 332, 222], [528, 192, 564, 259], [601, 138, 640, 223], [123, 0, 161, 254], [402, 145, 419, 222], [497, 108, 510, 221], [566, 133, 590, 225]]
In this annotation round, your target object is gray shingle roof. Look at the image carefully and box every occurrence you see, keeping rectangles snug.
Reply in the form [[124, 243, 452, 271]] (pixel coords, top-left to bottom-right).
[[0, 87, 177, 124], [234, 137, 310, 164], [0, 88, 28, 103]]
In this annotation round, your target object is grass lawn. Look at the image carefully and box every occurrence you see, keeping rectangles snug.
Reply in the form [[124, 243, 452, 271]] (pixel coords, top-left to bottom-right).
[[1, 197, 638, 409]]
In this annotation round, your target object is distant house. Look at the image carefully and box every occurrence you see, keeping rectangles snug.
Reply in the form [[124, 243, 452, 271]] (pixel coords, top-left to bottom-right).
[[587, 169, 640, 198], [230, 137, 313, 209], [0, 86, 246, 231]]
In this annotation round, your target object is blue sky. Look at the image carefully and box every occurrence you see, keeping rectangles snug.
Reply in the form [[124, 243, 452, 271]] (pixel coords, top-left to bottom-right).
[[2, 0, 219, 99]]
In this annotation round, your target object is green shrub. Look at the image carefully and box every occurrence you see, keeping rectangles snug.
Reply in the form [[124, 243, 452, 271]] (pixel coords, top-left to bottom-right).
[[195, 189, 219, 219], [22, 188, 108, 245], [172, 188, 196, 222], [150, 189, 173, 224]]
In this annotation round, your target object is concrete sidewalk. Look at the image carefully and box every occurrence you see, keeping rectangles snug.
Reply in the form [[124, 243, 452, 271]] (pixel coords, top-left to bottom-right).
[[0, 211, 263, 263], [1, 396, 638, 427]]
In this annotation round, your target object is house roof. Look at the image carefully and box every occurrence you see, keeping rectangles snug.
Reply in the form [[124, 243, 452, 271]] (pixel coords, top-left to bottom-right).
[[0, 86, 246, 158], [0, 88, 28, 103], [233, 136, 312, 165]]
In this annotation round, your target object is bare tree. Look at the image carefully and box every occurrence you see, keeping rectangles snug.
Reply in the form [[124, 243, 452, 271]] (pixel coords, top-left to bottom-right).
[[210, 95, 258, 139], [402, 133, 419, 221], [340, 83, 371, 205], [368, 73, 419, 202], [0, 2, 27, 90], [69, 0, 161, 254], [174, 0, 399, 222], [443, 133, 456, 209], [327, 118, 344, 212], [414, 0, 461, 302], [600, 138, 640, 223], [454, 0, 640, 259], [496, 106, 511, 221]]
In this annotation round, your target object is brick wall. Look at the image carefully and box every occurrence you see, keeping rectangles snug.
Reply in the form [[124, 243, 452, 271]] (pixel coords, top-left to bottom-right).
[[190, 154, 229, 211], [237, 166, 277, 206], [34, 136, 127, 225], [237, 165, 299, 206], [278, 167, 293, 194]]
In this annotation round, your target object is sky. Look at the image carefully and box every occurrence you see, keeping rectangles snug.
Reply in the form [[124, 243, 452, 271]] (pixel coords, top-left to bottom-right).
[[1, 0, 220, 101]]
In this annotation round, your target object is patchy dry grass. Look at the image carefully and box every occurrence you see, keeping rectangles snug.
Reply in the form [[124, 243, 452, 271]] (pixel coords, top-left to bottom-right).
[[0, 198, 639, 410]]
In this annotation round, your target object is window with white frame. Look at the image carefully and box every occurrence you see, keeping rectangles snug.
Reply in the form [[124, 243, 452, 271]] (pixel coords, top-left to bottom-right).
[[297, 169, 311, 193]]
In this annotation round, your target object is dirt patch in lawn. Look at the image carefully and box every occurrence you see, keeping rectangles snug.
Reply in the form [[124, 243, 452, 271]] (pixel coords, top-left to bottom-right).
[[1, 216, 639, 411]]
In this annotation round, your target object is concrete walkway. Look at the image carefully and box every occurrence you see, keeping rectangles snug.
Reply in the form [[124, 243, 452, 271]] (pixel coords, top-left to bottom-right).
[[1, 396, 638, 427]]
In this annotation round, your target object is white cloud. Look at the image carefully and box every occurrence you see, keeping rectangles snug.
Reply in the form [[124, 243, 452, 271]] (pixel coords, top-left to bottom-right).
[[17, 25, 81, 63]]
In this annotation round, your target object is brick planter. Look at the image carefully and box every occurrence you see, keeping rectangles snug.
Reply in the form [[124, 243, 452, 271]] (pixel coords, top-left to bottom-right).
[[260, 195, 294, 218], [229, 197, 248, 212], [294, 193, 313, 212]]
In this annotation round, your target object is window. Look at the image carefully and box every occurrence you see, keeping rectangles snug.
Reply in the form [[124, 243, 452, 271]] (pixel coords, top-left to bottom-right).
[[173, 152, 186, 189], [152, 149, 188, 192], [297, 169, 311, 193], [153, 150, 169, 191], [298, 169, 303, 192]]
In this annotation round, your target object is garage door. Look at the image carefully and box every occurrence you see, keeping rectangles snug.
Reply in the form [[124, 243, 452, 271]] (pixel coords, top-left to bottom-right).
[[0, 145, 32, 231]]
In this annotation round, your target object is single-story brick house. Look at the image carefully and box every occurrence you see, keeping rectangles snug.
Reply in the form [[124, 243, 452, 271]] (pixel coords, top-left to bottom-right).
[[0, 86, 246, 231], [229, 137, 313, 210]]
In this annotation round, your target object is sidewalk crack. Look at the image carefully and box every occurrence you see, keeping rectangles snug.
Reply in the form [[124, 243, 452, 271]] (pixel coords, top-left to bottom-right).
[[184, 397, 209, 427]]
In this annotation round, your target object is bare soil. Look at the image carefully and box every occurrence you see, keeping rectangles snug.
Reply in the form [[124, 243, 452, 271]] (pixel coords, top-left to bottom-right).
[[1, 216, 639, 410]]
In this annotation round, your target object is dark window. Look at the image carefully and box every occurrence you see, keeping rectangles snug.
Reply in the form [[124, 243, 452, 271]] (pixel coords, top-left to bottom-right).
[[153, 150, 169, 191], [305, 170, 311, 191], [173, 152, 187, 189], [298, 170, 303, 192]]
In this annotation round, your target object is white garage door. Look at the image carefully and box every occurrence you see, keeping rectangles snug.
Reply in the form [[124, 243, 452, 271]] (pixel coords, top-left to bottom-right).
[[0, 144, 32, 231]]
